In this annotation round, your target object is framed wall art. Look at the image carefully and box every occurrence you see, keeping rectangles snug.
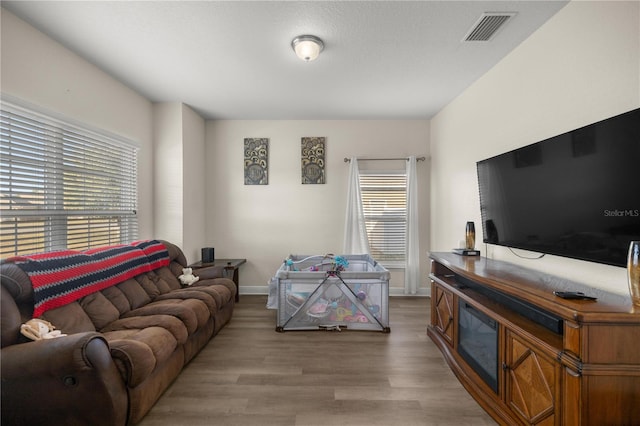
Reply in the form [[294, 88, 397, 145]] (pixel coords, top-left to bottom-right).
[[244, 138, 268, 185], [301, 137, 325, 184]]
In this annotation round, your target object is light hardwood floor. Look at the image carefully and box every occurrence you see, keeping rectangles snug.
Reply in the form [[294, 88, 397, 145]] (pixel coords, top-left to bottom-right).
[[138, 295, 496, 426]]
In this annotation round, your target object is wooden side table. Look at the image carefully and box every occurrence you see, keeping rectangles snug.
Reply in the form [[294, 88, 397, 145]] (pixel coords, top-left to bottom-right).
[[188, 259, 246, 302]]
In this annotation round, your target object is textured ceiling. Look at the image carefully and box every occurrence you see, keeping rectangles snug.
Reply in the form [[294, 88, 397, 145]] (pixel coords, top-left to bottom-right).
[[2, 1, 568, 120]]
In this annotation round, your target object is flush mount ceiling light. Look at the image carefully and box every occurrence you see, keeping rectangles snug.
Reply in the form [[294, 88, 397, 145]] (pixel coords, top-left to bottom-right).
[[291, 35, 324, 62]]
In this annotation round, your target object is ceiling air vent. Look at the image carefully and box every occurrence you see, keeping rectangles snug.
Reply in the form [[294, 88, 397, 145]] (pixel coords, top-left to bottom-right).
[[463, 12, 516, 42]]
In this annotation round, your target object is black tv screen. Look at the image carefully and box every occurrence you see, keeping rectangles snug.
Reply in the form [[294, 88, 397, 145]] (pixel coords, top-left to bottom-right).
[[476, 108, 640, 267]]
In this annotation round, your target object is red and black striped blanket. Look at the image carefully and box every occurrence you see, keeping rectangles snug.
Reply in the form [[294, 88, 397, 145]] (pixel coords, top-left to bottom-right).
[[7, 240, 170, 318]]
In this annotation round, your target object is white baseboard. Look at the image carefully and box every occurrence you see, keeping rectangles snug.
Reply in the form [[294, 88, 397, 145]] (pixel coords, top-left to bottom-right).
[[239, 285, 430, 297]]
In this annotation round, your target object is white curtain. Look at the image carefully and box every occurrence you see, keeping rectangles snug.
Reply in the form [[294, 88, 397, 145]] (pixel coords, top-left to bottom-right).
[[405, 156, 420, 294], [343, 158, 370, 254]]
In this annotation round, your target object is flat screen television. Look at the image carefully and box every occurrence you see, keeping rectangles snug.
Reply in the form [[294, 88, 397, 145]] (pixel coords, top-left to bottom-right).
[[476, 108, 640, 267]]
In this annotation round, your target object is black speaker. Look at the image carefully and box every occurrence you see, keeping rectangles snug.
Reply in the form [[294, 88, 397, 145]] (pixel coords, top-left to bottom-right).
[[201, 247, 215, 263]]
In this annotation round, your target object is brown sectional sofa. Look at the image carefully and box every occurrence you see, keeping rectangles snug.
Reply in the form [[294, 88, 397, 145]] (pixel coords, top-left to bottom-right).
[[0, 240, 236, 425]]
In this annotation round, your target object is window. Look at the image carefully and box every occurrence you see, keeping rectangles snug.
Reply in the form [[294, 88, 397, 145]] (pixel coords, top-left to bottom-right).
[[359, 170, 407, 267], [0, 101, 138, 257]]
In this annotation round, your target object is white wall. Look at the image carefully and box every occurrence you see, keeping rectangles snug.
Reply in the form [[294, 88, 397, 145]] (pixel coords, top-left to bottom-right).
[[206, 120, 430, 294], [430, 0, 640, 295], [181, 104, 206, 262], [153, 102, 206, 263], [1, 8, 156, 238], [153, 103, 184, 246]]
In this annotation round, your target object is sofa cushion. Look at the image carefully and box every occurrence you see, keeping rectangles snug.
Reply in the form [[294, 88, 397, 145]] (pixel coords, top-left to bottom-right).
[[169, 261, 185, 278], [101, 285, 132, 316], [101, 314, 188, 345], [183, 280, 234, 308], [155, 290, 217, 314], [122, 299, 208, 335], [80, 291, 121, 330], [134, 268, 184, 298], [164, 298, 210, 328], [135, 272, 161, 299], [117, 279, 151, 309], [155, 267, 182, 291], [40, 302, 96, 334], [0, 263, 33, 304], [149, 270, 173, 294], [105, 327, 178, 387], [201, 277, 237, 297]]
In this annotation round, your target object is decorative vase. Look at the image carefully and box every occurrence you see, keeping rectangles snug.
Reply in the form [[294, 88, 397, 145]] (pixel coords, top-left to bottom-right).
[[628, 241, 640, 306], [465, 222, 476, 250]]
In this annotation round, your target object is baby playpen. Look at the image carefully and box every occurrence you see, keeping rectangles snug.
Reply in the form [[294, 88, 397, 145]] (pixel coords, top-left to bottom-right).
[[269, 254, 390, 332]]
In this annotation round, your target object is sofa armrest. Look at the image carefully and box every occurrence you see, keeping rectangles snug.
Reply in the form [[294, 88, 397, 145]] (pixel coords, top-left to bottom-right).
[[1, 332, 128, 426], [193, 265, 226, 280]]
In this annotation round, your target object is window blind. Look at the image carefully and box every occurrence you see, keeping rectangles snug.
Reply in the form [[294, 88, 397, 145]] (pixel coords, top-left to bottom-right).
[[359, 171, 407, 266], [0, 102, 138, 257]]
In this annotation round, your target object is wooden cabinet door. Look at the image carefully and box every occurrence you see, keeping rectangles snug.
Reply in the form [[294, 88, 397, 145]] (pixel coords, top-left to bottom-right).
[[505, 331, 560, 426], [433, 284, 455, 345]]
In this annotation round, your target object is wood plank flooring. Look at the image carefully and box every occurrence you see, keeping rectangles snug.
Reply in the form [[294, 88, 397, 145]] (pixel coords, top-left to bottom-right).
[[138, 295, 496, 426]]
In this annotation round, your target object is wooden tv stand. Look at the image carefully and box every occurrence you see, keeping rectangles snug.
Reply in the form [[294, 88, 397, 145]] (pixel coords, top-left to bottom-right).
[[428, 252, 640, 426]]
